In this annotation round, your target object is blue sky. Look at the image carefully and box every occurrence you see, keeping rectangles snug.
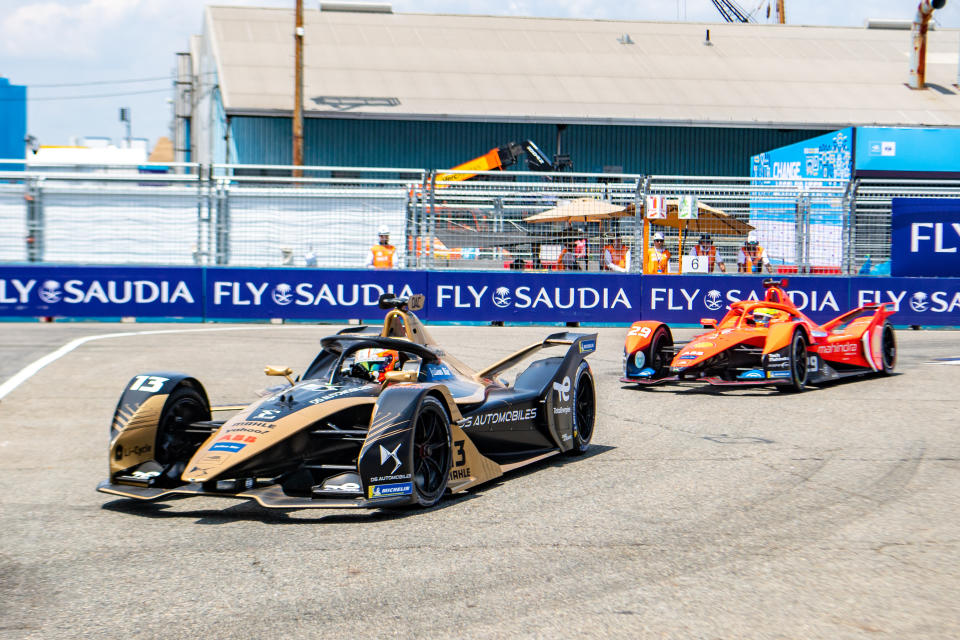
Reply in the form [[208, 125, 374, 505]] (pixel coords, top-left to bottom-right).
[[1, 0, 959, 149]]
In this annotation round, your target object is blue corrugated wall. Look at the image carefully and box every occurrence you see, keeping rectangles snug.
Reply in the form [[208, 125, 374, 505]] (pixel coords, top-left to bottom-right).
[[0, 78, 27, 163], [229, 116, 828, 175]]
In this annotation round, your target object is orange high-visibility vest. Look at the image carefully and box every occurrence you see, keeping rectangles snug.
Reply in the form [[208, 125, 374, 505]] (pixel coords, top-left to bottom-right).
[[645, 247, 670, 274], [604, 245, 629, 270], [693, 244, 718, 272], [741, 245, 765, 273], [371, 244, 395, 269]]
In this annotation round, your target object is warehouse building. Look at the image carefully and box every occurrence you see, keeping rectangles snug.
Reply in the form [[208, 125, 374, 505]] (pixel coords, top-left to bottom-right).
[[178, 3, 960, 175]]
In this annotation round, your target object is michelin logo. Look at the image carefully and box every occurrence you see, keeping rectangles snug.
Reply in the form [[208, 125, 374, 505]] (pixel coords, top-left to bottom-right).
[[368, 482, 413, 498]]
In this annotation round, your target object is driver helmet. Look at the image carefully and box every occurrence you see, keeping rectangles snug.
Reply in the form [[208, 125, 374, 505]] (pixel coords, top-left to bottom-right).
[[353, 348, 399, 382], [751, 307, 779, 327]]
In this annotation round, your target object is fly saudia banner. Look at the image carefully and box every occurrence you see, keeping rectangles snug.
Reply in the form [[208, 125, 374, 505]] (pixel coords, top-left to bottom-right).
[[1, 266, 958, 326]]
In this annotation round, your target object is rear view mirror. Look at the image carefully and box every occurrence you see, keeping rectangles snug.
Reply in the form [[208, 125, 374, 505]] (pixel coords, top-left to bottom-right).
[[383, 370, 417, 384], [264, 365, 295, 385], [700, 318, 717, 329]]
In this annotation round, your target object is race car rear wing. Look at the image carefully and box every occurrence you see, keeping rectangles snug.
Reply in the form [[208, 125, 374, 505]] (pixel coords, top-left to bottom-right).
[[476, 332, 596, 379]]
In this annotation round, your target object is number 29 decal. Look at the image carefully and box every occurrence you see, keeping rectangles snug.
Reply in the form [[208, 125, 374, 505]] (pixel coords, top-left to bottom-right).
[[628, 326, 652, 338], [129, 375, 169, 393]]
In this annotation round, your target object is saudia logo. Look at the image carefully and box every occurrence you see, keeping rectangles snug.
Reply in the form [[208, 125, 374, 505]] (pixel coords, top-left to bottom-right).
[[39, 280, 62, 303], [858, 289, 960, 314], [910, 292, 928, 313], [0, 278, 194, 305], [492, 286, 511, 308], [272, 283, 293, 306], [704, 289, 723, 311], [437, 285, 631, 310], [212, 282, 414, 307], [653, 287, 839, 312]]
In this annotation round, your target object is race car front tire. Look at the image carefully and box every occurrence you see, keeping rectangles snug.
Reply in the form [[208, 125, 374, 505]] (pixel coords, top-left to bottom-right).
[[564, 361, 595, 456], [649, 326, 673, 378], [777, 328, 809, 393], [411, 395, 452, 507], [155, 383, 211, 483]]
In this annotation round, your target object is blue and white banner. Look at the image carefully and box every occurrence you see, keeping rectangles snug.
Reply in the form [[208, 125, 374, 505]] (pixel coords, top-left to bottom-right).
[[204, 268, 427, 319], [855, 127, 960, 177], [642, 275, 851, 325], [851, 277, 960, 326], [0, 265, 203, 317], [426, 271, 638, 323], [2, 265, 959, 326], [891, 198, 960, 278]]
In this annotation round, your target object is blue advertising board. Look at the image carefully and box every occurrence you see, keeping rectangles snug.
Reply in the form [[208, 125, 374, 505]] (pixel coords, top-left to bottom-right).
[[204, 267, 427, 319], [641, 275, 853, 325], [855, 127, 960, 177], [851, 277, 960, 326], [425, 271, 639, 323], [2, 265, 959, 326], [751, 128, 853, 182], [891, 198, 960, 277], [0, 264, 203, 318]]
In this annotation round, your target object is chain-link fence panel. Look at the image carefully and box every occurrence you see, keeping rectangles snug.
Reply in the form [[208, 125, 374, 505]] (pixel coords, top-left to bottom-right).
[[0, 184, 26, 262], [644, 176, 846, 275], [417, 170, 640, 272], [852, 179, 960, 275], [217, 166, 423, 269], [41, 182, 206, 265]]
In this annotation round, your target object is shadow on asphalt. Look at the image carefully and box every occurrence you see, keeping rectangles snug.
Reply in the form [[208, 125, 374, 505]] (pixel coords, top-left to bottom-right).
[[99, 443, 616, 525], [620, 371, 901, 397]]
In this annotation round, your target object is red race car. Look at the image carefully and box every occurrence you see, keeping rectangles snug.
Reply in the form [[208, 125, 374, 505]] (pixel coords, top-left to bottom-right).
[[622, 279, 896, 392]]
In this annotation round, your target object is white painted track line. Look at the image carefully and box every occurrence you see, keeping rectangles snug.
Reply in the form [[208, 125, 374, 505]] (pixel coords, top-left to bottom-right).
[[0, 326, 294, 402]]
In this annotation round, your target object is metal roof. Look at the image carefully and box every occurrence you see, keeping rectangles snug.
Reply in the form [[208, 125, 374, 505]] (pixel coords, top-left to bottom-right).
[[203, 5, 960, 129]]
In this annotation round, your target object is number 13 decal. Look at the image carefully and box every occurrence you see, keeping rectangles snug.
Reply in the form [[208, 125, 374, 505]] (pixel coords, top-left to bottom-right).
[[129, 375, 169, 393]]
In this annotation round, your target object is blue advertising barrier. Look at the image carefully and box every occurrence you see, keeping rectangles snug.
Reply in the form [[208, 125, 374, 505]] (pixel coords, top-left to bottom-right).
[[641, 275, 852, 325], [642, 274, 960, 327], [891, 198, 960, 278], [204, 267, 427, 320], [0, 264, 203, 318], [425, 271, 639, 323], [1, 265, 959, 326]]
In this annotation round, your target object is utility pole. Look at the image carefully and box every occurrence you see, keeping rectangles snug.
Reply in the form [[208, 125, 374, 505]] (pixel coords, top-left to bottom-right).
[[293, 0, 304, 177], [776, 0, 786, 24]]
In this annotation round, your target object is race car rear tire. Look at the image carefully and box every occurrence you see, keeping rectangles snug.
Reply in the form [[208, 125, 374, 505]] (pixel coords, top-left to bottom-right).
[[155, 384, 211, 483], [411, 396, 452, 507], [564, 361, 595, 456], [777, 329, 809, 393], [880, 321, 897, 375]]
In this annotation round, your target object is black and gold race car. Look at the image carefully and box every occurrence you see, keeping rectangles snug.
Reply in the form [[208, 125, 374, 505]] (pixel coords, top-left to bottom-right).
[[97, 294, 596, 509]]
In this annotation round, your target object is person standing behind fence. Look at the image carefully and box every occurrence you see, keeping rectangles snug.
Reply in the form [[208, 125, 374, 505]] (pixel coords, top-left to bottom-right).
[[737, 232, 772, 274], [366, 225, 396, 269], [644, 232, 671, 274], [689, 233, 726, 273], [603, 234, 630, 273]]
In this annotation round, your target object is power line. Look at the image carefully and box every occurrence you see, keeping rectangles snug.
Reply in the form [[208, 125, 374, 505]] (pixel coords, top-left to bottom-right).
[[29, 75, 172, 88], [28, 71, 215, 88], [0, 87, 172, 102]]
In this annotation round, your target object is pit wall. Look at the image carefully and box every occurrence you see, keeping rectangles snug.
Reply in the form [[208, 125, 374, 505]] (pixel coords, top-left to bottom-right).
[[1, 265, 958, 327]]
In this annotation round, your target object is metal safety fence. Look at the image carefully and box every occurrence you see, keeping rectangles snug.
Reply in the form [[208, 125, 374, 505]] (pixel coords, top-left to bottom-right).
[[1, 160, 958, 275]]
